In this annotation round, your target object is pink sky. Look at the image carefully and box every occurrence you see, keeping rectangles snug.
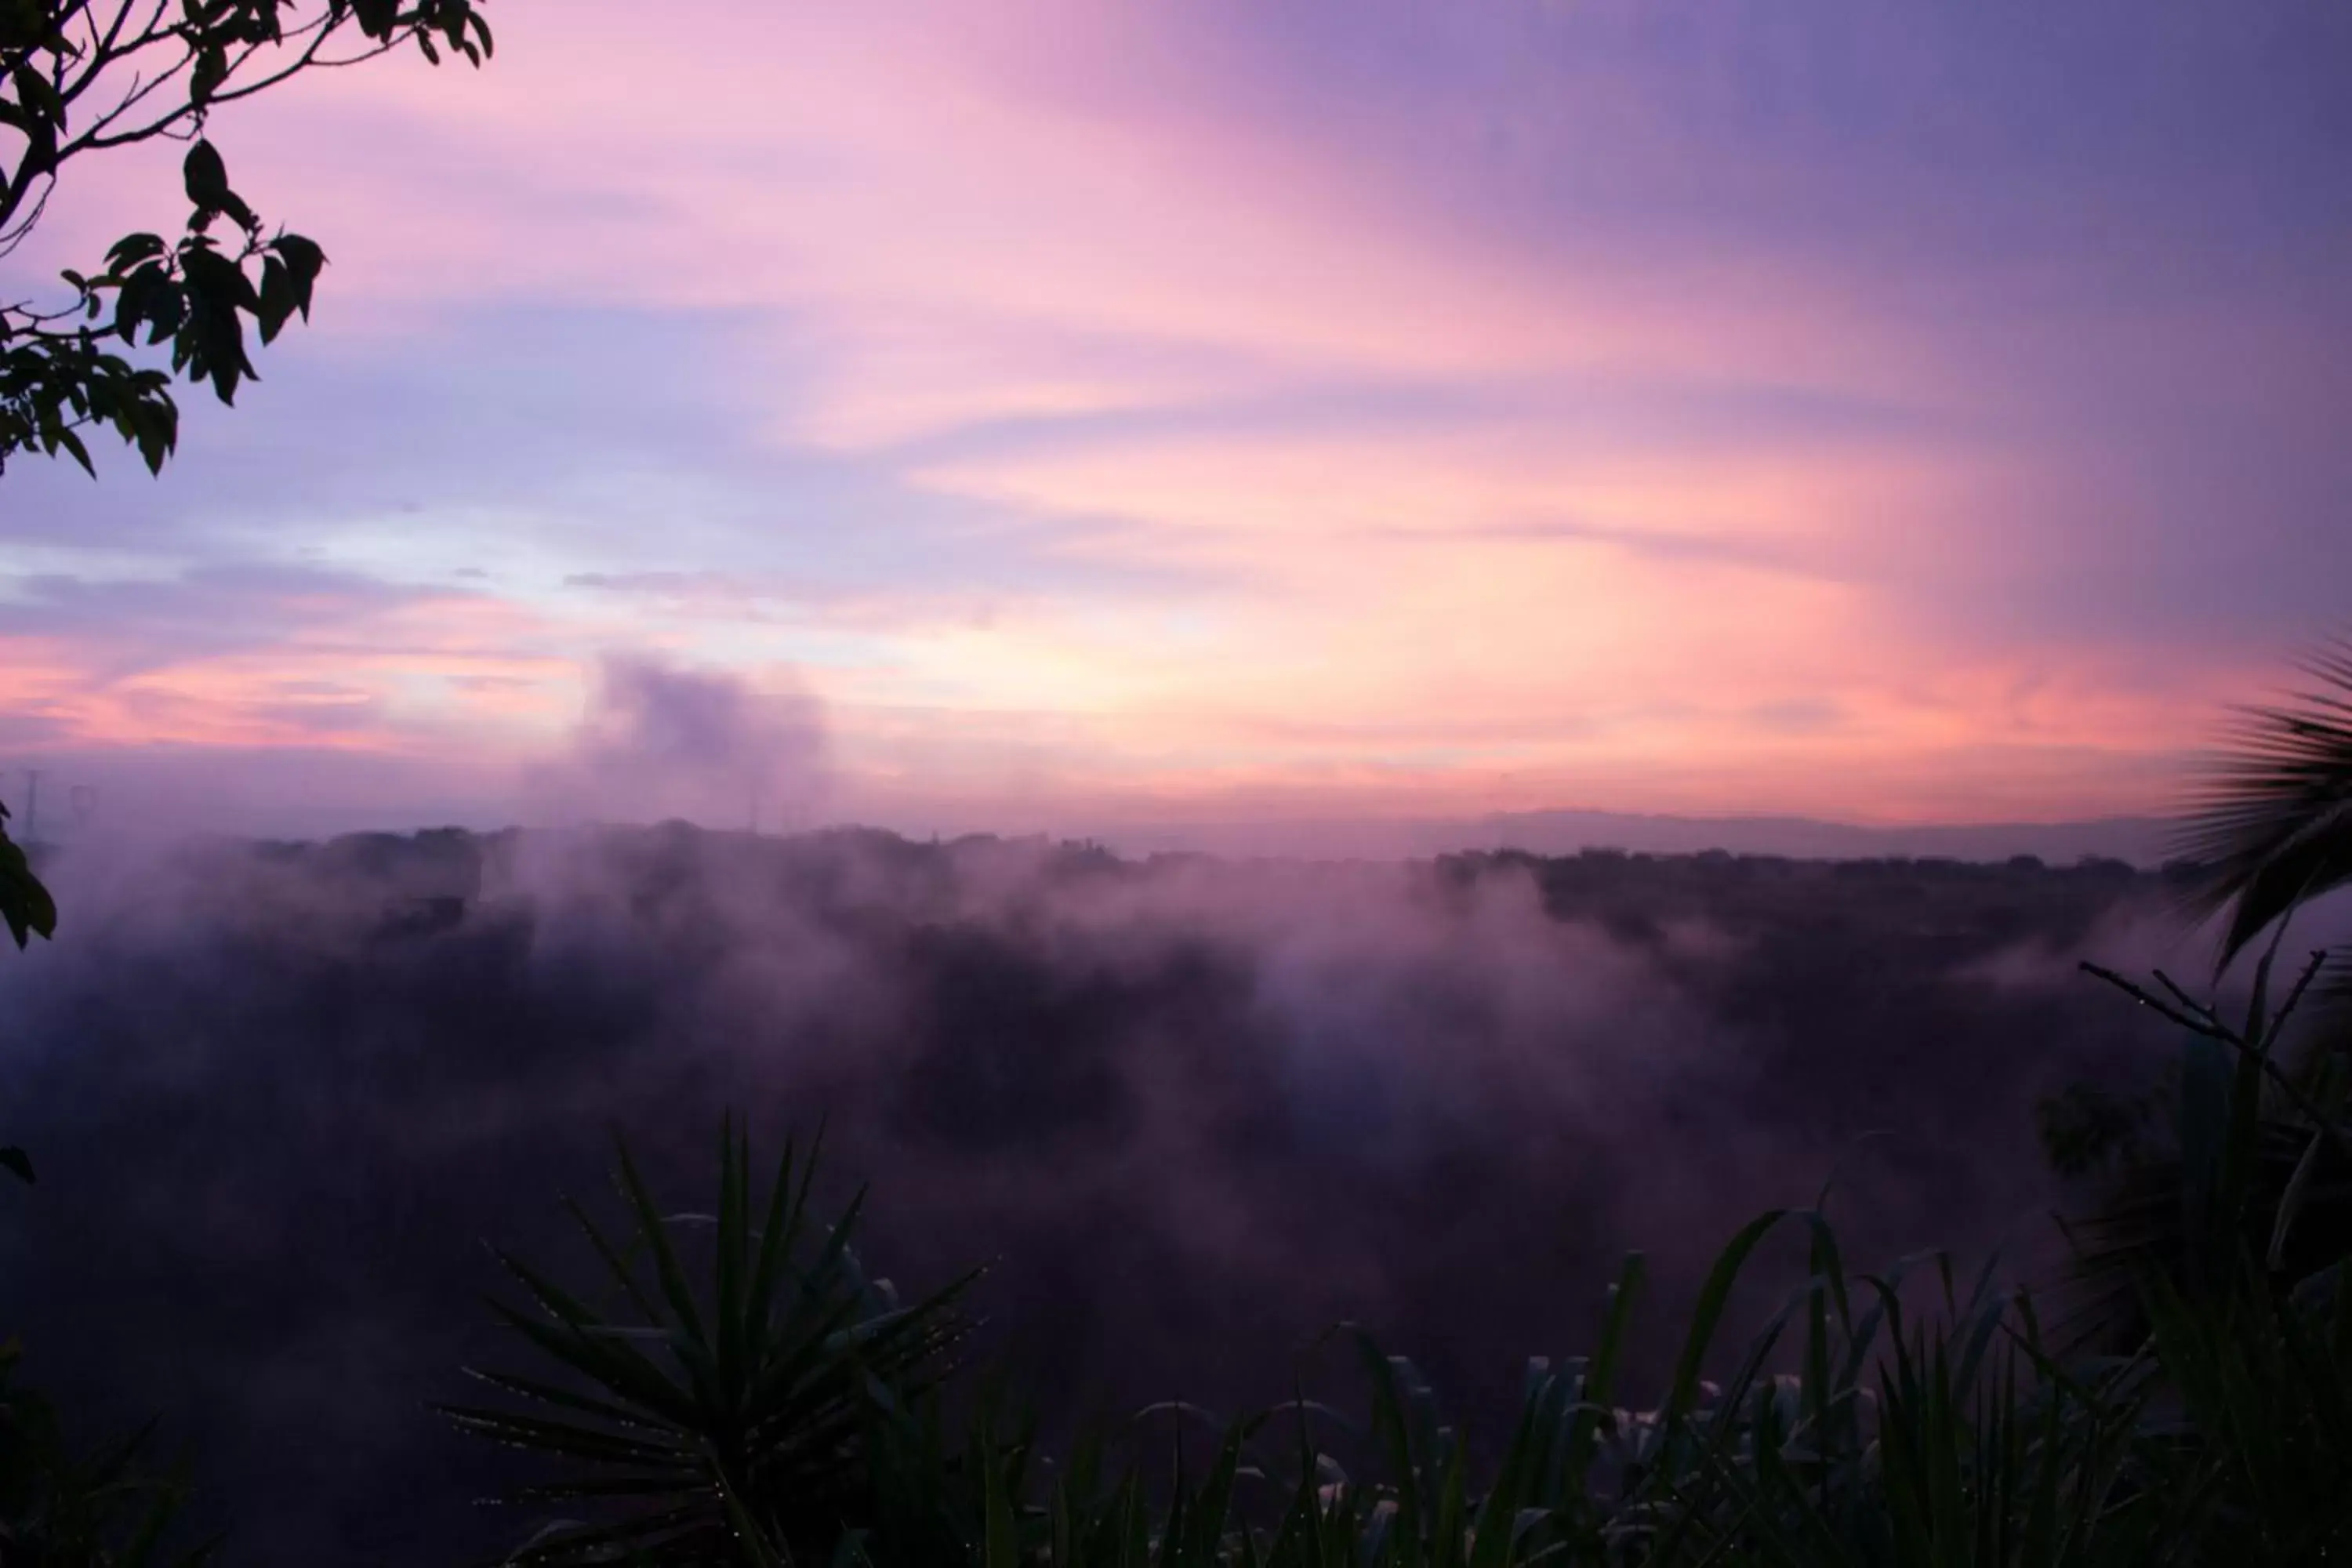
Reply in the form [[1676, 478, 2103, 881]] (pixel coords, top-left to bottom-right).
[[5, 1, 2350, 838]]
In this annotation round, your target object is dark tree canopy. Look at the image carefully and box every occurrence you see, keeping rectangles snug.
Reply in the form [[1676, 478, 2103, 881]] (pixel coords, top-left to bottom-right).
[[1, 0, 491, 477]]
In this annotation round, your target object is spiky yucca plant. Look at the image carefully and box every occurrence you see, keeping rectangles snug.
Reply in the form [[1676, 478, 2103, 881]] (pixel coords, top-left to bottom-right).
[[438, 1122, 978, 1566]]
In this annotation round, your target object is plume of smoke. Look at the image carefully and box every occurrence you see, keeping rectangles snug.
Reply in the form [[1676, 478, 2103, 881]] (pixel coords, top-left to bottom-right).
[[524, 654, 827, 831]]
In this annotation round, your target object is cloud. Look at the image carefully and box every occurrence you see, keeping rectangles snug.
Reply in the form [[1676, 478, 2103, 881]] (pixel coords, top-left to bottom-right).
[[4, 0, 2344, 823], [0, 563, 578, 755], [523, 654, 829, 831]]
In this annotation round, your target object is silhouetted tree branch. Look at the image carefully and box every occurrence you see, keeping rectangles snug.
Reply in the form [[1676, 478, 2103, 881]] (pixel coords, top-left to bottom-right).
[[1, 0, 492, 477]]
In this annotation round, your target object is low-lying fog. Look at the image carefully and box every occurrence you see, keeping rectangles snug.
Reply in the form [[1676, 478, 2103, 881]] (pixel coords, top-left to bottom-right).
[[2, 820, 2198, 1564]]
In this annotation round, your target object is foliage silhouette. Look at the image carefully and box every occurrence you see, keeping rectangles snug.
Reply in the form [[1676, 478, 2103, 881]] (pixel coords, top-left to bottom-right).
[[0, 1338, 216, 1567], [438, 1120, 980, 1567], [476, 958, 2352, 1566], [0, 800, 51, 956], [2176, 641, 2352, 971], [1, 0, 492, 477], [2, 0, 493, 1177], [0, 797, 52, 1182], [2047, 949, 2352, 1344], [2042, 650, 2352, 1364]]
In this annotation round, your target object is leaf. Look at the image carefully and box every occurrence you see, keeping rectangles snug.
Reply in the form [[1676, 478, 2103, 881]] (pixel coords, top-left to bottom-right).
[[1668, 1208, 1791, 1419], [104, 233, 171, 270], [54, 425, 93, 475], [10, 60, 60, 122], [182, 140, 232, 211], [0, 1147, 34, 1185], [1, 821, 60, 948], [272, 233, 327, 300], [255, 256, 295, 343], [2267, 1127, 2329, 1272], [189, 44, 228, 107]]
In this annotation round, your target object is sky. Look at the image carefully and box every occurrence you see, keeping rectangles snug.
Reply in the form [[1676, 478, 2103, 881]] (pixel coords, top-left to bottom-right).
[[5, 0, 2351, 841]]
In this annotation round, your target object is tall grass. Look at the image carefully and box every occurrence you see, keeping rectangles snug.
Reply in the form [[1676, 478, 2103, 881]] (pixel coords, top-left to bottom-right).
[[451, 959, 2352, 1567]]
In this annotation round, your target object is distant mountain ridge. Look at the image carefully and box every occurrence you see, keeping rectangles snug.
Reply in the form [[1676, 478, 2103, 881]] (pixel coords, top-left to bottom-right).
[[1091, 811, 2174, 866]]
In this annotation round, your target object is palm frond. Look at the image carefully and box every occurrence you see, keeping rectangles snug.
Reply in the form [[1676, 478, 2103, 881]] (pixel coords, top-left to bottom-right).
[[2176, 641, 2352, 970]]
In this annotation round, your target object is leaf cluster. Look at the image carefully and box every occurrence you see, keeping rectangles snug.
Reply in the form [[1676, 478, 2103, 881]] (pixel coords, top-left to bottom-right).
[[1, 0, 491, 475]]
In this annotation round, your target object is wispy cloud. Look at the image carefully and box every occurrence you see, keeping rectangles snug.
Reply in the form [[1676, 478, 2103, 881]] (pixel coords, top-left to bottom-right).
[[5, 0, 2345, 829]]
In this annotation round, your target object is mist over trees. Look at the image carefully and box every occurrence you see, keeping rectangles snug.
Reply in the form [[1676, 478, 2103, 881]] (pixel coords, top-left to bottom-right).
[[2, 825, 2185, 1561], [8, 6, 2352, 1564]]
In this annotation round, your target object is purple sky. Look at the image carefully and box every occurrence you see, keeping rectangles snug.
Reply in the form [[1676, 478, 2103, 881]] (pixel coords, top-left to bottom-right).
[[5, 0, 2350, 838]]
